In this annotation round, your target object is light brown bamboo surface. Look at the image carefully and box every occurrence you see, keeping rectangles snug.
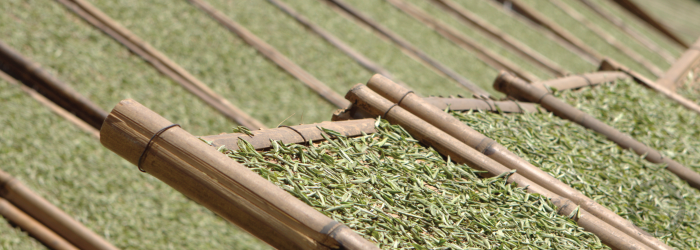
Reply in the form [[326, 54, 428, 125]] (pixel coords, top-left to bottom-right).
[[385, 0, 541, 82], [422, 97, 540, 113], [547, 0, 663, 77], [430, 0, 569, 77], [100, 99, 378, 250], [657, 38, 700, 91], [492, 0, 603, 64], [188, 0, 349, 109], [366, 74, 668, 250], [610, 0, 689, 48], [0, 70, 100, 138], [577, 0, 676, 63], [55, 0, 266, 129], [200, 119, 376, 150], [323, 0, 492, 97], [345, 83, 652, 250], [0, 170, 118, 250], [0, 40, 107, 130], [0, 197, 78, 250], [530, 71, 630, 92], [494, 71, 700, 191], [599, 58, 700, 115]]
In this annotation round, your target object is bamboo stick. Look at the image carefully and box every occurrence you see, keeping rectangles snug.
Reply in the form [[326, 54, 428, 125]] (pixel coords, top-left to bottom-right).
[[99, 99, 377, 250], [492, 0, 603, 64], [188, 0, 349, 109], [0, 197, 78, 250], [610, 0, 689, 48], [385, 0, 541, 82], [366, 74, 669, 250], [323, 0, 492, 97], [55, 0, 266, 129], [431, 0, 569, 77], [200, 119, 376, 150], [422, 97, 540, 113], [599, 58, 700, 115], [494, 71, 700, 191], [0, 170, 118, 250], [577, 0, 676, 64], [547, 0, 663, 77], [345, 83, 652, 250], [530, 71, 630, 92], [657, 38, 700, 90], [0, 70, 100, 138], [0, 40, 107, 130]]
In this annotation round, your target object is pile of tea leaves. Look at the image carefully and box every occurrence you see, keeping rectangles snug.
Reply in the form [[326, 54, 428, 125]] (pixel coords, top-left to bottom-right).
[[451, 81, 700, 248], [223, 120, 606, 249], [676, 71, 700, 105]]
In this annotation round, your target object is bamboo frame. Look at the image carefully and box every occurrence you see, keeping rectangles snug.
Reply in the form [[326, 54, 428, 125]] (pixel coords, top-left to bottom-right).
[[0, 170, 118, 250], [0, 197, 78, 250], [345, 83, 652, 250], [385, 0, 541, 82], [530, 71, 630, 92], [365, 74, 668, 250], [430, 0, 569, 77], [657, 38, 700, 91], [610, 0, 689, 48], [323, 0, 492, 97], [100, 99, 377, 250], [494, 71, 700, 191], [55, 0, 266, 129], [0, 40, 107, 130], [422, 97, 540, 113]]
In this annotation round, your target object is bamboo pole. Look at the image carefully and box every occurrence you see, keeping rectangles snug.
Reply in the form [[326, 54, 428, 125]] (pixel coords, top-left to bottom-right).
[[199, 119, 376, 150], [530, 71, 630, 92], [494, 71, 700, 191], [385, 0, 541, 82], [599, 58, 700, 115], [431, 0, 569, 77], [577, 0, 676, 64], [188, 0, 349, 109], [55, 0, 266, 129], [547, 0, 663, 77], [0, 197, 78, 250], [99, 99, 377, 250], [323, 0, 492, 97], [657, 38, 700, 91], [492, 0, 603, 64], [422, 97, 540, 113], [366, 74, 669, 250], [0, 70, 100, 138], [0, 40, 107, 130], [345, 83, 652, 250], [610, 0, 689, 48], [0, 170, 118, 250]]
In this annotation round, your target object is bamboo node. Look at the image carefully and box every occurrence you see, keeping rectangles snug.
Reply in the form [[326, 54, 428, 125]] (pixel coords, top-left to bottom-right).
[[137, 123, 181, 172]]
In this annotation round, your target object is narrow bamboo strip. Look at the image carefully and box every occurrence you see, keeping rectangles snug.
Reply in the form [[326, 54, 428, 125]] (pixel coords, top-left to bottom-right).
[[577, 0, 676, 64], [200, 119, 376, 149], [492, 0, 603, 64], [548, 0, 663, 77], [530, 71, 630, 92], [345, 83, 652, 250], [187, 0, 349, 109], [610, 0, 689, 48], [0, 197, 78, 250], [657, 38, 700, 90], [494, 71, 700, 191], [0, 170, 118, 250], [323, 0, 492, 97], [422, 97, 540, 113], [385, 0, 540, 82], [0, 70, 100, 138], [100, 99, 377, 250], [0, 40, 107, 130], [431, 0, 569, 77], [55, 0, 266, 129], [366, 74, 669, 250], [599, 58, 700, 114]]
